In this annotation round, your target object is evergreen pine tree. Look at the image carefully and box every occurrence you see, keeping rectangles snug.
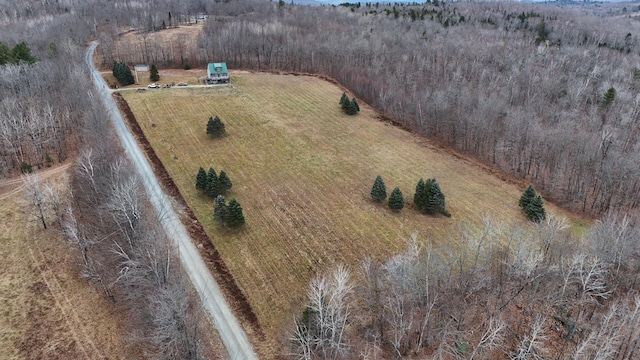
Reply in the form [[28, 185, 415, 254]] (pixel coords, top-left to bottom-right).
[[413, 178, 426, 210], [114, 62, 125, 84], [339, 92, 348, 106], [123, 63, 134, 85], [519, 184, 536, 209], [0, 41, 14, 65], [213, 195, 227, 226], [423, 178, 446, 215], [525, 195, 546, 223], [150, 64, 160, 82], [205, 167, 219, 197], [206, 116, 215, 135], [535, 19, 547, 45], [602, 87, 616, 107], [345, 98, 359, 115], [112, 61, 121, 82], [218, 170, 233, 193], [113, 61, 134, 85], [341, 95, 351, 112], [206, 115, 225, 137], [226, 198, 245, 227], [370, 175, 387, 202], [388, 187, 404, 211], [195, 166, 207, 191], [11, 42, 35, 64], [212, 116, 225, 136]]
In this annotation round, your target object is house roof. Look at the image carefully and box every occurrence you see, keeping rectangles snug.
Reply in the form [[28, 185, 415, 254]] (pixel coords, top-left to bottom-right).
[[208, 62, 228, 74]]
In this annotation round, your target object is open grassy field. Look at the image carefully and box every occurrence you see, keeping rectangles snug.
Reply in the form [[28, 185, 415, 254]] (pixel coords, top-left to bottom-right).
[[0, 169, 129, 359], [120, 73, 578, 352]]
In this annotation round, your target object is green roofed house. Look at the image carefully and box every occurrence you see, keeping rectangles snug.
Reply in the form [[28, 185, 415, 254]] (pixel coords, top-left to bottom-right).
[[206, 62, 229, 84]]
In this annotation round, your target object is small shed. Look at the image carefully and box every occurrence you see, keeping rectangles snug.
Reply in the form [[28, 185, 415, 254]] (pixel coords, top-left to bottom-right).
[[206, 62, 229, 84], [133, 64, 149, 84]]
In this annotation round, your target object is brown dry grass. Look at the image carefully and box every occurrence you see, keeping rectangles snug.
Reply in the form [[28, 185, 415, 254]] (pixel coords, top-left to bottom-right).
[[0, 169, 130, 359], [121, 73, 583, 357], [96, 23, 209, 87]]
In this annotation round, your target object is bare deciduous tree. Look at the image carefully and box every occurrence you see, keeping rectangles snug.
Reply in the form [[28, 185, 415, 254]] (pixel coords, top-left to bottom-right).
[[511, 315, 548, 360], [20, 173, 49, 229], [293, 265, 353, 360]]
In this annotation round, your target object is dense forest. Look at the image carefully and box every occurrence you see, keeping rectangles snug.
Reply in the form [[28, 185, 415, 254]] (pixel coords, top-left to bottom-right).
[[4, 0, 640, 359]]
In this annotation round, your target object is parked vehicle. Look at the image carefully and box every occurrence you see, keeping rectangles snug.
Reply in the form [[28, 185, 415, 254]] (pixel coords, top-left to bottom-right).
[[177, 82, 188, 86], [148, 83, 160, 88]]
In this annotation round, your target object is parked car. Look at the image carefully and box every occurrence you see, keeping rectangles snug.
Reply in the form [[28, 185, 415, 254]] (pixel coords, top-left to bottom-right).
[[177, 82, 188, 86], [148, 83, 160, 88]]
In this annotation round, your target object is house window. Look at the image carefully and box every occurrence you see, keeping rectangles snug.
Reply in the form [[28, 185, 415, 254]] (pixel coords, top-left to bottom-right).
[[215, 67, 222, 72]]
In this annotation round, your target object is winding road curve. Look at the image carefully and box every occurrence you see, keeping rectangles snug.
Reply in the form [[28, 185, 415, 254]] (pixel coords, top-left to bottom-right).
[[85, 41, 257, 360]]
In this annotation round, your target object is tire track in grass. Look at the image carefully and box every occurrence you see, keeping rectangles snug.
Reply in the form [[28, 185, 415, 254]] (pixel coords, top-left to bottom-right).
[[27, 247, 98, 359]]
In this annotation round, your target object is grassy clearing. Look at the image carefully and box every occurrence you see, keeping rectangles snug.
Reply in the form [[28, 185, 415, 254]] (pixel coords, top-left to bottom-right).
[[121, 73, 578, 352], [0, 171, 128, 359]]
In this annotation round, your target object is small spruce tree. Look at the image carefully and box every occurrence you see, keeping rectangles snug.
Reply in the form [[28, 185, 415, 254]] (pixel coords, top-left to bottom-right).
[[150, 64, 160, 82], [602, 87, 616, 107], [525, 195, 546, 223], [519, 184, 536, 209], [213, 195, 227, 226], [195, 166, 207, 191], [339, 92, 348, 106], [423, 178, 446, 215], [344, 98, 359, 115], [0, 41, 13, 65], [11, 42, 35, 64], [122, 63, 134, 85], [226, 198, 245, 227], [205, 167, 219, 197], [206, 115, 226, 137], [112, 61, 134, 85], [413, 178, 426, 210], [414, 178, 449, 216], [206, 116, 215, 135], [218, 170, 233, 193], [213, 116, 225, 136], [388, 187, 404, 211], [370, 175, 387, 202], [341, 95, 351, 113], [519, 184, 546, 222]]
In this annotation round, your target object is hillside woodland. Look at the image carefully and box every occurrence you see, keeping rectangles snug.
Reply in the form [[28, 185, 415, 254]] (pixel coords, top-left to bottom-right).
[[3, 0, 640, 359], [0, 1, 217, 359]]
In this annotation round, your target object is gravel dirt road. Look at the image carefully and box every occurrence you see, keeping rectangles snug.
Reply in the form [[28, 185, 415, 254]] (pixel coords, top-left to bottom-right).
[[86, 41, 257, 360]]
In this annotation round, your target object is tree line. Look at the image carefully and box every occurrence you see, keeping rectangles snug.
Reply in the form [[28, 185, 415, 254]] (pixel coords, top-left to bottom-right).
[[291, 215, 640, 359], [0, 12, 95, 177]]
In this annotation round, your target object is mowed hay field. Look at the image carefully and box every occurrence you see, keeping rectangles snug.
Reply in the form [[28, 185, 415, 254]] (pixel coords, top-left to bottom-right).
[[0, 174, 128, 359], [121, 73, 572, 348]]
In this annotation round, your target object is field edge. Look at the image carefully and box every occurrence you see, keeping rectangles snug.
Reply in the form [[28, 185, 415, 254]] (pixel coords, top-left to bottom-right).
[[112, 92, 265, 343]]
